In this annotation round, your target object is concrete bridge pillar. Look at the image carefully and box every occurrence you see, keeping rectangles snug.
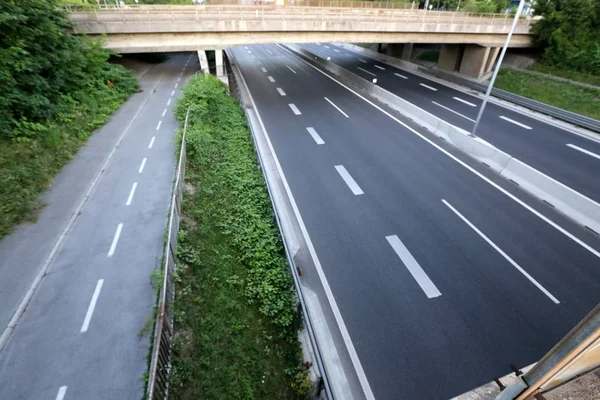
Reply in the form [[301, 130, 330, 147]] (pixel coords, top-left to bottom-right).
[[198, 50, 209, 75], [437, 44, 501, 80], [215, 49, 224, 77], [387, 43, 414, 61]]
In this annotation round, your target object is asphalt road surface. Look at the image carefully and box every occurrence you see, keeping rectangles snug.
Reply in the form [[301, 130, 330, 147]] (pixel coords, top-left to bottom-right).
[[0, 54, 194, 400], [231, 44, 600, 400]]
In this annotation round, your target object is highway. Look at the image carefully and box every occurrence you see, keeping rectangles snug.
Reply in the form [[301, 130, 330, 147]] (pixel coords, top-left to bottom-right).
[[300, 43, 600, 205], [0, 54, 194, 400], [230, 44, 600, 399]]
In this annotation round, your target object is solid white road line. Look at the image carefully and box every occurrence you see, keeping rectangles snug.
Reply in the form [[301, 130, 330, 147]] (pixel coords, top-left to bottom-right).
[[386, 235, 441, 298], [138, 158, 147, 174], [267, 49, 273, 55], [148, 136, 155, 149], [442, 199, 560, 304], [453, 97, 477, 107], [358, 58, 367, 63], [55, 386, 68, 400], [277, 43, 600, 260], [107, 223, 123, 257], [267, 76, 276, 83], [566, 143, 600, 160], [162, 108, 167, 117], [499, 115, 532, 130], [288, 103, 302, 115], [420, 83, 438, 91], [394, 72, 408, 79], [167, 98, 172, 106], [374, 65, 386, 70], [357, 67, 376, 76], [286, 65, 297, 74], [261, 67, 267, 73], [156, 120, 162, 131], [432, 101, 476, 122], [276, 87, 286, 96], [324, 97, 349, 118], [306, 127, 325, 145], [335, 165, 363, 195], [238, 56, 376, 399], [126, 182, 138, 206], [81, 279, 104, 332], [171, 90, 175, 96]]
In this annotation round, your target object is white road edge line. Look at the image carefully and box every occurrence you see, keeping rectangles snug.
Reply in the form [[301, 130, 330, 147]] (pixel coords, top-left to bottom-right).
[[442, 199, 560, 304], [420, 83, 438, 91], [566, 144, 600, 160], [156, 120, 162, 131], [276, 87, 287, 96], [236, 55, 376, 400], [306, 127, 325, 145], [55, 386, 68, 400], [277, 43, 600, 260], [148, 136, 155, 149], [357, 67, 376, 77], [324, 97, 349, 118], [261, 67, 267, 73], [394, 72, 408, 79], [167, 98, 171, 106], [267, 76, 276, 83], [335, 165, 363, 195], [107, 223, 123, 257], [162, 108, 167, 117], [81, 279, 105, 332], [286, 65, 297, 74], [126, 182, 138, 206], [432, 101, 476, 122], [499, 115, 532, 130], [386, 235, 441, 298], [138, 157, 147, 174], [374, 65, 386, 70], [288, 103, 302, 115], [453, 97, 477, 107]]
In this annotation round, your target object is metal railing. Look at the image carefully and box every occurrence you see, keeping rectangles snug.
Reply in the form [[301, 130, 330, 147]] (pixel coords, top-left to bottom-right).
[[146, 109, 189, 400]]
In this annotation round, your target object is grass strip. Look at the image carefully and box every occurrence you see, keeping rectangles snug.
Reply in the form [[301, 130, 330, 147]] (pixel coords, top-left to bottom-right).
[[169, 74, 309, 399], [528, 64, 600, 88], [494, 68, 600, 122]]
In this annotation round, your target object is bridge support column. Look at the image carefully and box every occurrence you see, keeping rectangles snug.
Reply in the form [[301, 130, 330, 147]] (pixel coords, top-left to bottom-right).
[[198, 50, 209, 75], [215, 49, 224, 77], [387, 43, 413, 61], [438, 44, 499, 80]]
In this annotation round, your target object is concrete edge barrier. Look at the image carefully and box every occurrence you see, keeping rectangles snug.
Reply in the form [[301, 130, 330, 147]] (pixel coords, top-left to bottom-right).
[[286, 44, 600, 235]]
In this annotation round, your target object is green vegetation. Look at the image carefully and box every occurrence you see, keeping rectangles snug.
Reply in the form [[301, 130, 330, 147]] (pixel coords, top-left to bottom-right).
[[417, 49, 440, 63], [0, 0, 137, 238], [431, 0, 509, 12], [532, 0, 600, 75], [169, 75, 308, 399], [528, 64, 600, 88], [494, 68, 600, 120]]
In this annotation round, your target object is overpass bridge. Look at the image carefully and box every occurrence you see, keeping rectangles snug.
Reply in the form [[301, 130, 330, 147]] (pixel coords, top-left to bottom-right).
[[67, 3, 535, 78]]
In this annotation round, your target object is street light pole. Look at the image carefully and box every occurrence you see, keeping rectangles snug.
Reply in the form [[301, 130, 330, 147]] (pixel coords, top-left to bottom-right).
[[470, 0, 526, 137]]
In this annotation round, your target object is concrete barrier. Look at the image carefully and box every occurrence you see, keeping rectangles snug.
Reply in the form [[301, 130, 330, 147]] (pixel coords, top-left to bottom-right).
[[286, 44, 600, 235]]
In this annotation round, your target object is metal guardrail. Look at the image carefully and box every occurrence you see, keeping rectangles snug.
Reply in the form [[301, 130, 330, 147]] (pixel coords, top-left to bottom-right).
[[146, 109, 189, 400], [424, 68, 600, 133]]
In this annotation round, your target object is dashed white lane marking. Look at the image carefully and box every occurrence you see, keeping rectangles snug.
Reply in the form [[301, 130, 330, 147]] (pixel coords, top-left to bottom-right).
[[357, 67, 376, 76], [442, 199, 560, 304], [81, 279, 105, 332], [177, 77, 181, 82], [248, 50, 252, 54], [453, 97, 477, 107], [138, 158, 147, 174], [324, 97, 349, 118], [171, 90, 175, 96], [55, 386, 68, 400], [420, 83, 438, 91], [276, 88, 286, 96], [156, 120, 162, 131], [148, 136, 155, 149], [386, 235, 441, 299], [358, 58, 367, 63], [324, 45, 330, 49], [267, 49, 273, 55], [244, 46, 248, 49], [394, 73, 408, 79], [566, 144, 600, 160], [167, 98, 172, 106], [288, 103, 302, 115], [261, 67, 267, 73], [374, 65, 386, 70], [432, 101, 476, 122], [286, 65, 296, 74], [499, 115, 532, 130], [268, 76, 276, 83], [107, 223, 123, 258], [334, 49, 341, 53], [316, 42, 321, 45], [306, 127, 325, 145], [126, 182, 138, 206], [174, 83, 178, 88], [162, 109, 167, 117], [335, 165, 363, 195]]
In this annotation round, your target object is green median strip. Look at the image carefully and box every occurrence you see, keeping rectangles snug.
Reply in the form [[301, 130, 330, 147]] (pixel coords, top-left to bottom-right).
[[169, 74, 310, 399]]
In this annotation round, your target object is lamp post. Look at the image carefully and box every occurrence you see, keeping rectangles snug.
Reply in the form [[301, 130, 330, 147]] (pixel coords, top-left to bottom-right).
[[471, 0, 526, 137]]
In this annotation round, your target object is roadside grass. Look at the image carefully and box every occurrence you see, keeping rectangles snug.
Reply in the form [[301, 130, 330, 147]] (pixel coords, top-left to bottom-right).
[[168, 74, 308, 399], [494, 68, 600, 121], [528, 64, 600, 88], [417, 49, 440, 63], [0, 63, 137, 239]]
